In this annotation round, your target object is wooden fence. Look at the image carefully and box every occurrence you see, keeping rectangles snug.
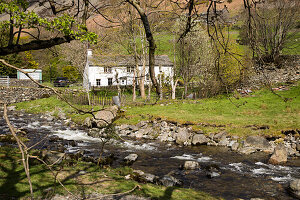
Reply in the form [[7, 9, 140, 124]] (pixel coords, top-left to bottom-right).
[[0, 76, 9, 87], [64, 93, 126, 106]]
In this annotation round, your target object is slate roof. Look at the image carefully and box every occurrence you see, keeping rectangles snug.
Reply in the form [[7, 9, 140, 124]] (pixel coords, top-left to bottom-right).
[[88, 55, 173, 67]]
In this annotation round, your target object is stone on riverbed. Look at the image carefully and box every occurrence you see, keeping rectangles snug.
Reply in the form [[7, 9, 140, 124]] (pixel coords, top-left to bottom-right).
[[288, 179, 300, 199], [124, 154, 138, 165], [192, 134, 209, 145], [245, 135, 270, 150], [231, 142, 240, 151], [238, 146, 257, 155], [205, 164, 221, 178], [132, 170, 158, 183], [269, 144, 287, 165], [159, 175, 182, 187], [218, 135, 231, 146], [175, 128, 193, 146], [296, 143, 300, 151], [93, 105, 119, 128], [41, 150, 65, 165], [83, 117, 94, 128], [183, 161, 199, 170]]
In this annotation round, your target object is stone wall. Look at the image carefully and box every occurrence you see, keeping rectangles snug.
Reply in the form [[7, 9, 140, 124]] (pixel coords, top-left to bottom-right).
[[9, 78, 41, 87], [245, 55, 300, 89], [0, 87, 54, 104]]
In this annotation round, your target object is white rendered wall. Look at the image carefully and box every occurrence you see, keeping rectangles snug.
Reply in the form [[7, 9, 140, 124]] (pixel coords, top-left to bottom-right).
[[88, 65, 173, 87]]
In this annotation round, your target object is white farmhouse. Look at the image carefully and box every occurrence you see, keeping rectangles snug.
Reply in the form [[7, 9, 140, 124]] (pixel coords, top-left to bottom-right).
[[83, 49, 174, 90]]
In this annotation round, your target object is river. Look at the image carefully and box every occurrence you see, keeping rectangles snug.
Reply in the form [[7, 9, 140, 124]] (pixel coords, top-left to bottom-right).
[[1, 110, 299, 200]]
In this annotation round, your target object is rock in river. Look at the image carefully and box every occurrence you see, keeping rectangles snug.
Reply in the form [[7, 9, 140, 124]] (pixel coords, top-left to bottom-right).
[[174, 128, 193, 146], [245, 135, 270, 150], [192, 134, 209, 145], [124, 153, 138, 165], [159, 175, 182, 187], [93, 105, 119, 128], [269, 144, 287, 165], [183, 161, 199, 170], [288, 179, 300, 199]]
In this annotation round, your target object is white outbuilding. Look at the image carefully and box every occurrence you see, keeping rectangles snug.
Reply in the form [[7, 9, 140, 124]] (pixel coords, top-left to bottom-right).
[[83, 49, 174, 90]]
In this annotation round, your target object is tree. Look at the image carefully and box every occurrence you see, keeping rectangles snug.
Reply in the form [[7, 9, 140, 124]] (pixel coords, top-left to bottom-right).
[[176, 20, 214, 97], [0, 0, 97, 56], [242, 0, 300, 63], [126, 0, 161, 97]]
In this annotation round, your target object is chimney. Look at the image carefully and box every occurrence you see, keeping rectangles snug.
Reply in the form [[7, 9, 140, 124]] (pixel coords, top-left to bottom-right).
[[87, 49, 92, 56]]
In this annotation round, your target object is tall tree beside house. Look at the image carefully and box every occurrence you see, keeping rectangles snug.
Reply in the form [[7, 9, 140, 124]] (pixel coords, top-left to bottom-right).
[[176, 21, 214, 97], [126, 0, 161, 97]]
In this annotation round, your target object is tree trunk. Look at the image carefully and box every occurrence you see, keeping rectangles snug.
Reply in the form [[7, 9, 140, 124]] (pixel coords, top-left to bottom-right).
[[126, 0, 161, 97], [115, 70, 121, 98], [139, 29, 146, 99], [171, 79, 179, 100], [159, 73, 163, 100], [132, 66, 136, 102], [184, 81, 188, 98], [147, 82, 151, 100]]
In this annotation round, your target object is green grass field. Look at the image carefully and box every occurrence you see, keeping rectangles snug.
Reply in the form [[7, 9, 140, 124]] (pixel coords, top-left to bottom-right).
[[15, 81, 300, 138], [119, 83, 300, 137]]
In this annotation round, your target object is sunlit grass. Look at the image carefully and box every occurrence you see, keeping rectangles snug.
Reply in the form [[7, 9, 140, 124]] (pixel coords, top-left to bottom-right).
[[0, 147, 219, 200]]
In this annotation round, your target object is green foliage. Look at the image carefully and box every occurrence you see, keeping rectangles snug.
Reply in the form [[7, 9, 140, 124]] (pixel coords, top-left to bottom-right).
[[24, 51, 39, 69], [62, 65, 79, 82], [0, 53, 26, 76], [0, 1, 97, 44]]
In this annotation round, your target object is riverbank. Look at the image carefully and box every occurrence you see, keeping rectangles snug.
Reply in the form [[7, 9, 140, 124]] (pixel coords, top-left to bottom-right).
[[0, 146, 218, 200], [13, 81, 300, 139]]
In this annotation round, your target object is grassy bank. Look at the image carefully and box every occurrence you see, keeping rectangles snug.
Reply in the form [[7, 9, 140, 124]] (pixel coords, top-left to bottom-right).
[[14, 82, 300, 138], [0, 146, 218, 200], [119, 83, 300, 137]]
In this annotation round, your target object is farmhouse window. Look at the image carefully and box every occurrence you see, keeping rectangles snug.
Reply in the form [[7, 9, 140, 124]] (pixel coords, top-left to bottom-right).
[[127, 66, 134, 73], [104, 67, 112, 73], [108, 78, 113, 86], [96, 79, 101, 86]]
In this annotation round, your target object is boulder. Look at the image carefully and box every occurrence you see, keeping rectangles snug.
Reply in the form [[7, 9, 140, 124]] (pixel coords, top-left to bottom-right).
[[128, 125, 139, 132], [288, 179, 300, 199], [297, 143, 300, 151], [269, 144, 288, 165], [42, 150, 65, 165], [183, 161, 199, 170], [238, 146, 257, 155], [218, 135, 230, 146], [7, 105, 16, 111], [93, 105, 119, 128], [136, 121, 148, 128], [83, 117, 94, 128], [192, 134, 209, 145], [205, 164, 221, 178], [132, 170, 158, 184], [213, 131, 227, 142], [57, 110, 66, 120], [245, 136, 270, 150], [159, 175, 182, 187], [124, 154, 138, 165], [174, 128, 193, 146], [231, 142, 240, 151]]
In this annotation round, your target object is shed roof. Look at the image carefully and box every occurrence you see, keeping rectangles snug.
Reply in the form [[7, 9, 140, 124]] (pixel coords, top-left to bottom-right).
[[88, 55, 173, 67]]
